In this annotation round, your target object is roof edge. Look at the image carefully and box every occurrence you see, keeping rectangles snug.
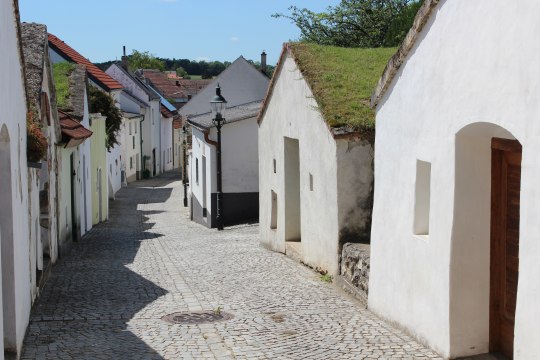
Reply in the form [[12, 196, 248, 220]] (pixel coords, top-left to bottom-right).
[[256, 43, 290, 126], [370, 0, 440, 108]]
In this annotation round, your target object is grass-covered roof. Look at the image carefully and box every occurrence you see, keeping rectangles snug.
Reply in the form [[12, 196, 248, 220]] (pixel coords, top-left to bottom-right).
[[53, 62, 75, 110], [289, 42, 395, 133]]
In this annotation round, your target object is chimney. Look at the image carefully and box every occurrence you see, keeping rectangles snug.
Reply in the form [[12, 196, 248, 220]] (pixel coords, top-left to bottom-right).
[[121, 46, 129, 70], [261, 51, 267, 75]]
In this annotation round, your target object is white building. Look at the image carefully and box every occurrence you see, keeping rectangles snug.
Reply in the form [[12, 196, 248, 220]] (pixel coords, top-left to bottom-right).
[[258, 43, 390, 275], [21, 22, 62, 304], [369, 1, 540, 358], [189, 100, 261, 228], [120, 111, 143, 183], [106, 62, 162, 178], [0, 1, 32, 356], [182, 56, 269, 228]]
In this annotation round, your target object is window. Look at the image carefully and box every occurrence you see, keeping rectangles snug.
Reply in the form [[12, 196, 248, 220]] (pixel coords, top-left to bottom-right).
[[273, 159, 276, 174], [130, 157, 133, 169], [270, 190, 278, 229], [133, 136, 135, 149], [129, 122, 132, 135], [135, 122, 137, 134], [309, 173, 314, 191], [414, 160, 431, 236]]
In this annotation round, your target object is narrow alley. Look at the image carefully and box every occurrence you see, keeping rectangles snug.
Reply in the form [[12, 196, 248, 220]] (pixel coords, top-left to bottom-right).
[[22, 172, 440, 360]]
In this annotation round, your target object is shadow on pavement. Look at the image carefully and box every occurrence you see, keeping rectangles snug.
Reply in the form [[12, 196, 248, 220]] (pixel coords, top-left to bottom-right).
[[21, 173, 179, 359]]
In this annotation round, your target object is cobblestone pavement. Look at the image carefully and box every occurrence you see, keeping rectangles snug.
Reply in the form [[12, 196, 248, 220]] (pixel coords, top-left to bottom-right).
[[22, 171, 442, 360]]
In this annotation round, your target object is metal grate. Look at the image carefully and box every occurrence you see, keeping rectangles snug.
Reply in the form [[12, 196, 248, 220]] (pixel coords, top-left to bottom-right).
[[162, 311, 233, 325]]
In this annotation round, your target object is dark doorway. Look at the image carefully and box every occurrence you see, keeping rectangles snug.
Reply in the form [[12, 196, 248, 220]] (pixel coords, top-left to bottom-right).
[[490, 138, 521, 359]]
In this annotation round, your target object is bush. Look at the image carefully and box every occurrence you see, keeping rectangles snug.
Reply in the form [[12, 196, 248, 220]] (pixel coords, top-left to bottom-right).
[[27, 111, 48, 163]]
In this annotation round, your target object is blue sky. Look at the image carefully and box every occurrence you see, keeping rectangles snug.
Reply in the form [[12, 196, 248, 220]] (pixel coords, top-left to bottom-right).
[[19, 0, 340, 66]]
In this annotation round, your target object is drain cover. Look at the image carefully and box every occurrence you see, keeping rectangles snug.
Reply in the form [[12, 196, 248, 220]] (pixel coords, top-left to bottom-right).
[[162, 311, 233, 325]]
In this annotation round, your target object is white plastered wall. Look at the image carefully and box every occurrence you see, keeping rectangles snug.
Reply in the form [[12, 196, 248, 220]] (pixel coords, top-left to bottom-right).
[[0, 0, 31, 354], [369, 0, 540, 358], [259, 54, 340, 275]]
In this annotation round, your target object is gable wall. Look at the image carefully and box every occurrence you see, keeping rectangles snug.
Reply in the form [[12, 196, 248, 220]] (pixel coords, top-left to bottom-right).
[[370, 0, 540, 357], [259, 54, 341, 275]]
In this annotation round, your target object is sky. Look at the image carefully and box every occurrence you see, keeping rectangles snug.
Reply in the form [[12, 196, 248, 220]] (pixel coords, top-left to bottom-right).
[[19, 0, 340, 66]]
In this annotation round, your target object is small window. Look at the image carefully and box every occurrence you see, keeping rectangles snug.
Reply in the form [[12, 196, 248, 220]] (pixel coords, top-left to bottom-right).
[[129, 122, 132, 135], [273, 159, 276, 174], [133, 136, 135, 149], [414, 160, 431, 236], [135, 122, 137, 134], [309, 173, 314, 191], [270, 190, 277, 230], [130, 157, 133, 169]]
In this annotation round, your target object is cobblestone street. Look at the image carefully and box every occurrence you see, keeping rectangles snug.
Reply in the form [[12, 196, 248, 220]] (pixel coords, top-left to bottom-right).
[[22, 172, 441, 360]]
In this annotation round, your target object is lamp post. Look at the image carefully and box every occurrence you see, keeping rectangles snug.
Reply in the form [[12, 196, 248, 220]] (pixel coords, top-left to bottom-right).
[[182, 125, 188, 207], [210, 84, 227, 231]]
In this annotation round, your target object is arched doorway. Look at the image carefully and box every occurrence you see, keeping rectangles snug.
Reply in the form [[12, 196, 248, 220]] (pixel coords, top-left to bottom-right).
[[450, 122, 521, 359], [0, 124, 17, 353]]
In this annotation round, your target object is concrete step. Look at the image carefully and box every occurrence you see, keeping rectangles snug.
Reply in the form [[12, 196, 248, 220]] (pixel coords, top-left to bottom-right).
[[285, 241, 303, 263]]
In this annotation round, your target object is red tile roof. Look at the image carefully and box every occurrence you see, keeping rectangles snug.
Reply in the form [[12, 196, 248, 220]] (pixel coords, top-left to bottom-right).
[[48, 33, 123, 91], [59, 110, 93, 141], [141, 70, 187, 99], [160, 104, 176, 118]]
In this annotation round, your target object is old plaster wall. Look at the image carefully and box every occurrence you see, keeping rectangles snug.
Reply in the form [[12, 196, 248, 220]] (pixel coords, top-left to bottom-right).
[[369, 0, 540, 358], [161, 116, 173, 173], [259, 54, 341, 275], [336, 139, 374, 245], [90, 114, 108, 224], [0, 0, 32, 353]]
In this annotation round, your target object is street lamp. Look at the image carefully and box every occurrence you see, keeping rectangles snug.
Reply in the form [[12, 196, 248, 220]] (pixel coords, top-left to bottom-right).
[[211, 84, 227, 230], [182, 125, 188, 207]]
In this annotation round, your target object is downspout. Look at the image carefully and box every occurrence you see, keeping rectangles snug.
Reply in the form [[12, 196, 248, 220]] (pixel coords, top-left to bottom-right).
[[204, 128, 218, 147]]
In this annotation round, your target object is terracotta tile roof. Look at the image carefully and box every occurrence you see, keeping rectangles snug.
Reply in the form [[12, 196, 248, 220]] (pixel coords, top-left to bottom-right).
[[59, 110, 92, 141], [48, 33, 123, 91], [160, 103, 176, 118], [141, 70, 187, 99], [177, 79, 212, 96]]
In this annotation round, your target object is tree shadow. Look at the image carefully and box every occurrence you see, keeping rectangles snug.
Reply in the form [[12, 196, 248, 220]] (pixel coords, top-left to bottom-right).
[[22, 175, 177, 359]]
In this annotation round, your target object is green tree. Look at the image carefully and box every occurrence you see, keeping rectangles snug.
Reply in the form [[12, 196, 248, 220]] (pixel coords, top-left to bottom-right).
[[273, 0, 423, 48], [176, 66, 190, 78], [128, 50, 166, 71], [88, 86, 123, 150]]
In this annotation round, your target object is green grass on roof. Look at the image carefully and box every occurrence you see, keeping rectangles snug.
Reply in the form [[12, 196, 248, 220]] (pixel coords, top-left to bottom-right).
[[289, 42, 395, 132], [53, 62, 75, 110]]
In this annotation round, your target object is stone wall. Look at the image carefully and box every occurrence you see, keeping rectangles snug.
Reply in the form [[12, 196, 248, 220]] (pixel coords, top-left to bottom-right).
[[336, 243, 370, 306]]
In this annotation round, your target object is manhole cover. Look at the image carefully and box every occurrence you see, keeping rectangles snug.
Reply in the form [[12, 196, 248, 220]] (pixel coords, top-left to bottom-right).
[[162, 311, 234, 325]]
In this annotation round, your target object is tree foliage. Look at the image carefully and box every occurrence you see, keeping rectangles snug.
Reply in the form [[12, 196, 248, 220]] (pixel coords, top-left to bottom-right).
[[274, 0, 423, 48], [128, 50, 166, 71], [88, 86, 123, 150], [175, 67, 189, 78]]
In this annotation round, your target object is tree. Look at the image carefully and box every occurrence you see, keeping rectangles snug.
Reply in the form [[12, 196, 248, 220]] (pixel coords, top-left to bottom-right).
[[273, 0, 423, 48], [176, 67, 190, 78], [128, 50, 166, 71], [88, 86, 123, 150]]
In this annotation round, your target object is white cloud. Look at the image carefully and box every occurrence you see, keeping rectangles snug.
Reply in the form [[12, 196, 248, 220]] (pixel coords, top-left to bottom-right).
[[230, 36, 240, 42]]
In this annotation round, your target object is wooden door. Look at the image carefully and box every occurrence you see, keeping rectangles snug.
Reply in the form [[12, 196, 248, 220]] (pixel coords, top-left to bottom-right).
[[490, 138, 521, 359]]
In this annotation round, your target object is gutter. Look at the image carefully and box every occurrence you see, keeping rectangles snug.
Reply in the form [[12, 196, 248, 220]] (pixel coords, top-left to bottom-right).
[[187, 119, 218, 147]]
